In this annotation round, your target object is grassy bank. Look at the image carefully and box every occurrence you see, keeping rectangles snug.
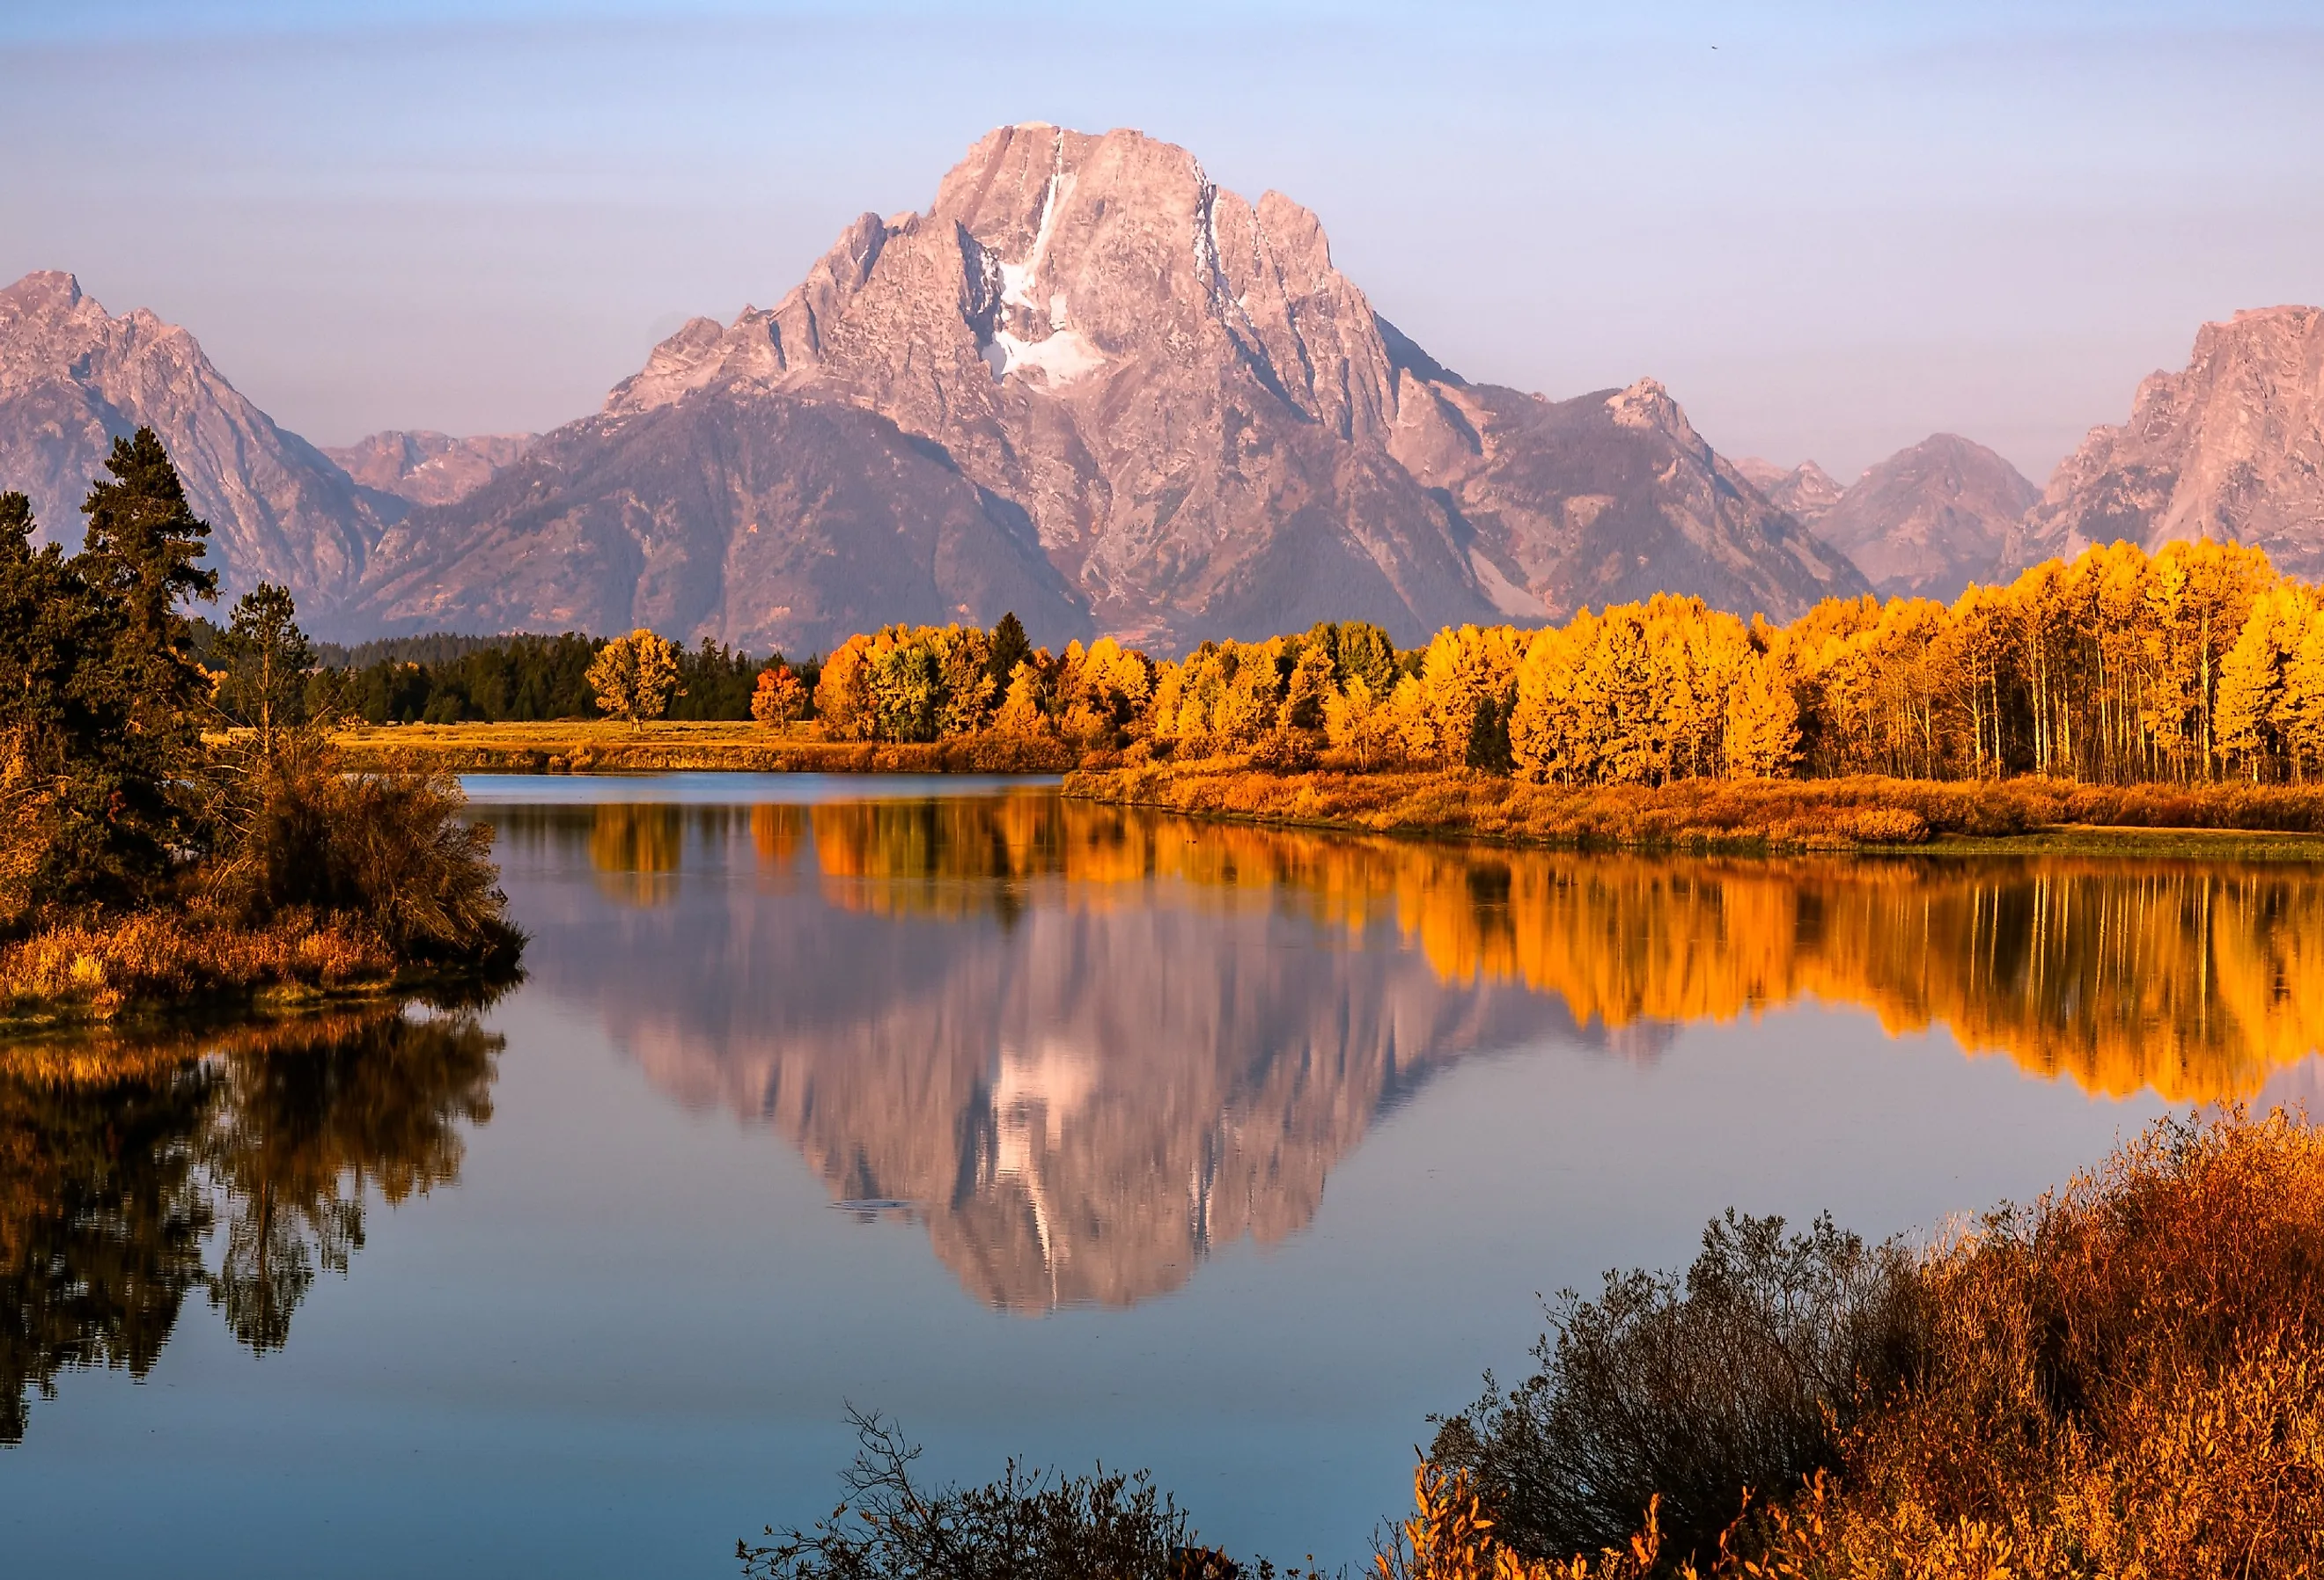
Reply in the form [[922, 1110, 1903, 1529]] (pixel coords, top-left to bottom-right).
[[327, 720, 1078, 775], [1065, 761, 2324, 856], [0, 908, 507, 1033]]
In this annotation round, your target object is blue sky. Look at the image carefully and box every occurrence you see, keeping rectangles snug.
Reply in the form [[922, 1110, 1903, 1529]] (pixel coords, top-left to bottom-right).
[[5, 0, 2320, 478]]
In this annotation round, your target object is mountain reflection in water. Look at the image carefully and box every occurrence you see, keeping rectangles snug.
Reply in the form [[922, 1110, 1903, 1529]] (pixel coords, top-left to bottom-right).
[[0, 1007, 501, 1444], [491, 791, 2324, 1314]]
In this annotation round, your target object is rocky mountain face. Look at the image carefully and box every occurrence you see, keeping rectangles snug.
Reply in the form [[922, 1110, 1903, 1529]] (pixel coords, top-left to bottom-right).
[[1813, 434, 2040, 600], [322, 430, 532, 508], [0, 271, 393, 614], [1386, 377, 1867, 624], [359, 124, 1869, 652], [2008, 305, 2324, 577], [1735, 457, 1846, 526]]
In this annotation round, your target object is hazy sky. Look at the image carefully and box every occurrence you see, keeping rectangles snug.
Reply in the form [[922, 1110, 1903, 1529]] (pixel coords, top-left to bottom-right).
[[6, 0, 2320, 481]]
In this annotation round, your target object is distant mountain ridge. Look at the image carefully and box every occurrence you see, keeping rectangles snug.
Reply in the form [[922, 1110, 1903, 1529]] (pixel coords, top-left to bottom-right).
[[1814, 434, 2041, 601], [12, 148, 2320, 650], [322, 430, 532, 508], [0, 270, 397, 615], [1735, 457, 1846, 526]]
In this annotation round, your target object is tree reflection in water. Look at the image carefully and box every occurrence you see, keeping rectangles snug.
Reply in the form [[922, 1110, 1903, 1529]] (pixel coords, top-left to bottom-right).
[[494, 791, 2324, 1317], [798, 797, 2324, 1105], [0, 1006, 501, 1442]]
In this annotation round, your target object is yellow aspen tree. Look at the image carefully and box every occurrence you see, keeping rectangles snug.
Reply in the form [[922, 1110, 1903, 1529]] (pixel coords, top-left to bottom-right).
[[1323, 673, 1398, 768], [2217, 585, 2300, 780], [990, 659, 1048, 738], [2279, 610, 2324, 782], [1510, 618, 1591, 783], [1279, 641, 1337, 734], [814, 635, 876, 739], [932, 625, 997, 736], [1725, 650, 1801, 778], [586, 628, 686, 731], [749, 665, 806, 727]]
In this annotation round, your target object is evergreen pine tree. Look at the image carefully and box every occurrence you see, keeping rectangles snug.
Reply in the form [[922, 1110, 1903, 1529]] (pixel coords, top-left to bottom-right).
[[217, 583, 316, 756], [52, 430, 220, 908], [986, 612, 1033, 689]]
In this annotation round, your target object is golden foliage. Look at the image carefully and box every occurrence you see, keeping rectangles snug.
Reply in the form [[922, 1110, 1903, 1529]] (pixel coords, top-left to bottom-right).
[[750, 664, 807, 726], [1381, 1468, 1666, 1580], [585, 628, 686, 730], [800, 793, 2324, 1103]]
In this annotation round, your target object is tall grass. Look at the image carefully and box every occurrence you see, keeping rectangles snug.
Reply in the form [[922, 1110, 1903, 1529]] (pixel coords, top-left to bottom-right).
[[0, 911, 392, 1020]]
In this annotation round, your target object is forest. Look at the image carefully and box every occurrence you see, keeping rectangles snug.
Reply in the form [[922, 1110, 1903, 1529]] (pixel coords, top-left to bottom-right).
[[800, 537, 2324, 789], [286, 628, 790, 724], [322, 534, 2324, 797]]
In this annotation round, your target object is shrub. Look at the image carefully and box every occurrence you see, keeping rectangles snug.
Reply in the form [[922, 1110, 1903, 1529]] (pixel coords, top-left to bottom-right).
[[1412, 1109, 2324, 1580], [740, 1408, 1226, 1580], [205, 737, 521, 966], [1426, 1212, 1924, 1568]]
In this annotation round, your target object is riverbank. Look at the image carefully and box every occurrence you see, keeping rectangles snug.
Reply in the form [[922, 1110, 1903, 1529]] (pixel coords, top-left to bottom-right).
[[327, 720, 1078, 774], [1063, 761, 2324, 856], [0, 908, 517, 1033]]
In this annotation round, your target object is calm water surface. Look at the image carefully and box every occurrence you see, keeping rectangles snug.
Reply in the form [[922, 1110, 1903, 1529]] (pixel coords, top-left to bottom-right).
[[6, 774, 2321, 1576]]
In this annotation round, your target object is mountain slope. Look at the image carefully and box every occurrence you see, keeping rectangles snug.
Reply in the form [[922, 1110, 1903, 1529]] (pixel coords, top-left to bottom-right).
[[357, 391, 1086, 647], [361, 124, 1869, 651], [1816, 433, 2040, 600], [0, 271, 393, 614], [1388, 377, 1869, 621], [2007, 305, 2324, 576]]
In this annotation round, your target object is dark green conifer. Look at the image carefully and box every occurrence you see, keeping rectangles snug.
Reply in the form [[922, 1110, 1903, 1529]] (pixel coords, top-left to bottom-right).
[[217, 583, 315, 755], [987, 611, 1033, 687]]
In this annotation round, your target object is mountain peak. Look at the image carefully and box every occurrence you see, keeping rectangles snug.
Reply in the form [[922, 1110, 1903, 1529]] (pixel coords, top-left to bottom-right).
[[370, 125, 1872, 650], [0, 268, 386, 606], [1818, 432, 2038, 600], [0, 270, 85, 315], [2010, 305, 2324, 577]]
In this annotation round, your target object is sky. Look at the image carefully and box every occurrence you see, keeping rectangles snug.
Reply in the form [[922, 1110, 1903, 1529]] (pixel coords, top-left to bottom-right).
[[4, 0, 2320, 481]]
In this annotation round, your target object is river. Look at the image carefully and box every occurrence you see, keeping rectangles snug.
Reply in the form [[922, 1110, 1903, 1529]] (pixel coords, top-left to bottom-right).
[[4, 774, 2318, 1576]]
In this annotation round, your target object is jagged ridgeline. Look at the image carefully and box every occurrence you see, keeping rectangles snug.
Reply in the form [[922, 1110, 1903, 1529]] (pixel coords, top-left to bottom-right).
[[5, 133, 2321, 658]]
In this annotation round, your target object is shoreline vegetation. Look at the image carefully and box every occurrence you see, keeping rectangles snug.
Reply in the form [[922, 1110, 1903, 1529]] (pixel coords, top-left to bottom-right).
[[1, 431, 522, 1026], [324, 719, 1078, 775], [1063, 761, 2324, 856], [745, 1108, 2324, 1580]]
